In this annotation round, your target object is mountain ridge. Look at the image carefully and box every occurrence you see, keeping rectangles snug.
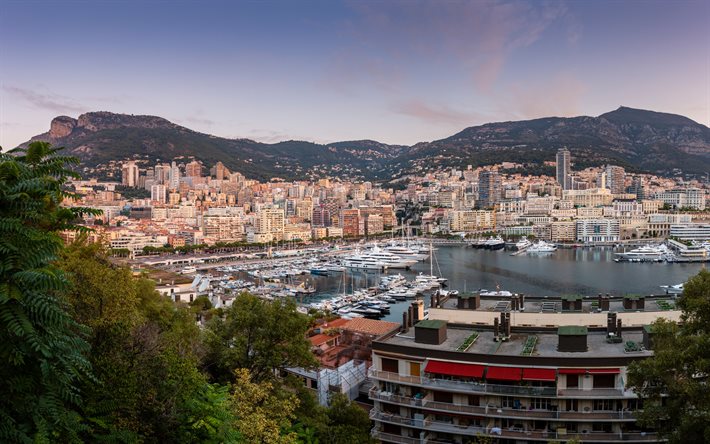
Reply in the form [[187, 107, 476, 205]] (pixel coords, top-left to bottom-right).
[[14, 107, 710, 180]]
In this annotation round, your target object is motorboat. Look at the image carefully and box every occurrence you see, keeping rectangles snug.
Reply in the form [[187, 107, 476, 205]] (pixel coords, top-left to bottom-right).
[[527, 240, 557, 253], [309, 266, 329, 276], [479, 289, 514, 297], [483, 236, 505, 250], [660, 283, 684, 295], [515, 237, 532, 250], [615, 245, 666, 262]]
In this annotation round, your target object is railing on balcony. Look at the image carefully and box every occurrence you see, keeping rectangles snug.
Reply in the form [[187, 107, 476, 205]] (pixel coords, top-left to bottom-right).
[[369, 369, 556, 397], [369, 387, 423, 407], [422, 420, 660, 442], [370, 410, 659, 442], [371, 430, 422, 444]]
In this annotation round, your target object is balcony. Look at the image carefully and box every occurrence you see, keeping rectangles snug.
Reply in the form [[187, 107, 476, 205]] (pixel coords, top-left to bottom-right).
[[370, 410, 659, 442], [369, 387, 423, 407], [369, 369, 556, 397], [371, 430, 422, 444], [422, 420, 660, 443]]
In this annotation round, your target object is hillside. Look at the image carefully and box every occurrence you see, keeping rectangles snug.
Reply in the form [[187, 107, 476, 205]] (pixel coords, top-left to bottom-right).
[[15, 107, 710, 180], [395, 107, 710, 176]]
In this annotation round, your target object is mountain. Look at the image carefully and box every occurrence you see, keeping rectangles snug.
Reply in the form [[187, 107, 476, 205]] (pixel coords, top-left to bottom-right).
[[398, 107, 710, 175], [17, 112, 405, 181], [15, 107, 710, 180]]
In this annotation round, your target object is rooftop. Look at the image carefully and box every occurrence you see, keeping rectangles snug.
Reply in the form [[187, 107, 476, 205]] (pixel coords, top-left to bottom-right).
[[384, 326, 652, 359], [342, 318, 400, 337]]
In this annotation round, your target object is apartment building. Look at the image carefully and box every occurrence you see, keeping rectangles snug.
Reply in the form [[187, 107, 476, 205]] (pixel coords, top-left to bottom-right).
[[576, 219, 620, 243], [369, 295, 674, 443]]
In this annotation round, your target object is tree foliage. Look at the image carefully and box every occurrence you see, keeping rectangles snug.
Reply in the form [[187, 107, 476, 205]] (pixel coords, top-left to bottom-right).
[[0, 142, 373, 443], [58, 242, 239, 443], [0, 142, 100, 442], [627, 269, 710, 444], [203, 293, 317, 383]]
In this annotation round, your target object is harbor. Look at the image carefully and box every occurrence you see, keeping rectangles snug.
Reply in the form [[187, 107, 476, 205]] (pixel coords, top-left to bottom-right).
[[172, 241, 704, 323]]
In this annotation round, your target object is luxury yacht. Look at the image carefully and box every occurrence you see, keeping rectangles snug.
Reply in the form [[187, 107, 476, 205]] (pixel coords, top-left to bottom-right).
[[526, 240, 557, 253]]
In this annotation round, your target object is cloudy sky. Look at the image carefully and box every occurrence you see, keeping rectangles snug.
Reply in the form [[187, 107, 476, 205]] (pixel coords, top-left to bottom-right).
[[1, 0, 708, 149]]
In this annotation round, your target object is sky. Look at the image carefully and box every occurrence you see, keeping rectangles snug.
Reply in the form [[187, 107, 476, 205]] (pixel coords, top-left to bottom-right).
[[1, 0, 709, 149]]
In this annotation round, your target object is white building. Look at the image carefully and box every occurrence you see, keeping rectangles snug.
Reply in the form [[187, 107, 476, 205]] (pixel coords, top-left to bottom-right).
[[576, 219, 620, 243], [669, 224, 710, 241], [653, 188, 705, 210], [121, 161, 139, 187]]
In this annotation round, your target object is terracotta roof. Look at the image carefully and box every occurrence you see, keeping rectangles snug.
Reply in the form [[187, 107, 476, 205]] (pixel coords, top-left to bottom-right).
[[342, 318, 400, 337], [322, 318, 351, 329], [309, 333, 338, 347]]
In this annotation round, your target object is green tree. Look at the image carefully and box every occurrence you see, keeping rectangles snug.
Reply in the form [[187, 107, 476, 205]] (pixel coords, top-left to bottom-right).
[[203, 293, 317, 383], [0, 142, 100, 442], [59, 242, 238, 443], [231, 368, 298, 443], [627, 269, 710, 443], [319, 393, 375, 444]]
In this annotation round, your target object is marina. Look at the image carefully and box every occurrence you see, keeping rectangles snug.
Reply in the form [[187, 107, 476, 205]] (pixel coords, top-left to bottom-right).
[[179, 242, 705, 323]]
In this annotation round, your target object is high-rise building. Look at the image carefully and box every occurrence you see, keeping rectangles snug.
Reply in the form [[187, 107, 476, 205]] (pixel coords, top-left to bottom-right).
[[556, 148, 571, 190], [185, 160, 202, 178], [628, 176, 646, 201], [154, 163, 170, 185], [213, 161, 228, 181], [169, 161, 181, 190], [121, 161, 139, 187], [477, 170, 501, 209], [150, 184, 166, 203], [603, 165, 626, 195], [340, 208, 361, 237]]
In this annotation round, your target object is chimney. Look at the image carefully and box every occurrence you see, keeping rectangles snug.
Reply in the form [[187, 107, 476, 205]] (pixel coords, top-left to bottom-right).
[[402, 312, 409, 333], [412, 300, 424, 322], [408, 306, 414, 327], [607, 312, 617, 335], [520, 293, 525, 310], [505, 312, 512, 337], [430, 294, 436, 308], [494, 317, 500, 338], [616, 319, 622, 338]]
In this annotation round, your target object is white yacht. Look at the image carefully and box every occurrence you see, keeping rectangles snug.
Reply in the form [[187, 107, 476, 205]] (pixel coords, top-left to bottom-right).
[[342, 253, 388, 270], [515, 237, 532, 250], [615, 245, 665, 262], [527, 240, 557, 253], [362, 246, 418, 269], [384, 244, 428, 261], [660, 283, 684, 295]]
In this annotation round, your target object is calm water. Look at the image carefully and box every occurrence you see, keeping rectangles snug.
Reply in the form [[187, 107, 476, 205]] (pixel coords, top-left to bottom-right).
[[302, 246, 705, 322]]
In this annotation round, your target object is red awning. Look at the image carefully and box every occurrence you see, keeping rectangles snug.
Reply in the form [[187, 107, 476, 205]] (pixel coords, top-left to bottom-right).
[[522, 368, 557, 382], [559, 368, 586, 374], [588, 368, 620, 374], [424, 361, 485, 378], [486, 366, 522, 381]]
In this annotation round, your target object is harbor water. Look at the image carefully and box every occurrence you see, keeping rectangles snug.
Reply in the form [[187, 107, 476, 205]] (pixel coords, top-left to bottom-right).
[[302, 245, 705, 322]]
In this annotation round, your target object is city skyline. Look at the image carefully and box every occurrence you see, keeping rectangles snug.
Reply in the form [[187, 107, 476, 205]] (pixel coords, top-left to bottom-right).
[[1, 0, 709, 150]]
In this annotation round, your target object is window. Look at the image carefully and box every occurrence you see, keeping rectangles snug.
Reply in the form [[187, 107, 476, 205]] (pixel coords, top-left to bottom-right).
[[594, 399, 614, 411], [468, 395, 480, 406], [382, 358, 399, 373], [433, 391, 453, 403], [530, 398, 551, 410], [566, 375, 579, 388], [593, 374, 615, 388]]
